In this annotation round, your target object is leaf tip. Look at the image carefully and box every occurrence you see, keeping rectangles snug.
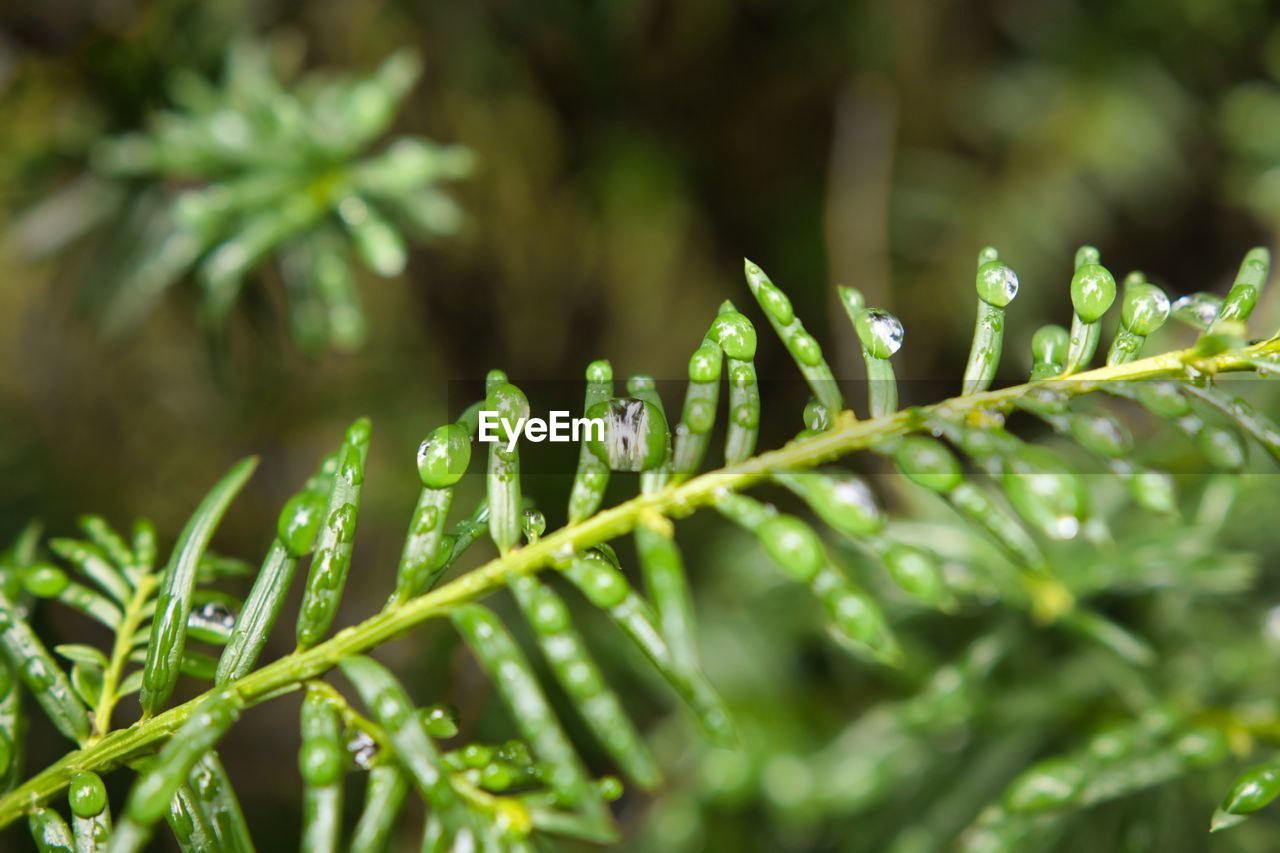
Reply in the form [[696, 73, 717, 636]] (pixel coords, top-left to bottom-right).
[[1210, 807, 1246, 833]]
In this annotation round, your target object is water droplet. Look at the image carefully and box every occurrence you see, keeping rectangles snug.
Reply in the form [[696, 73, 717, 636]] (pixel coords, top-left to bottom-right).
[[1199, 426, 1247, 471], [422, 704, 459, 738], [278, 491, 325, 557], [195, 601, 236, 631], [566, 660, 601, 693], [339, 445, 364, 486], [688, 346, 722, 383], [1004, 759, 1085, 812], [1136, 381, 1190, 418], [1026, 387, 1068, 412], [803, 398, 830, 432], [1264, 606, 1280, 645], [23, 659, 52, 689], [329, 503, 357, 543], [759, 286, 794, 325], [976, 261, 1019, 307], [585, 360, 612, 384], [303, 595, 330, 621], [789, 332, 823, 366], [758, 516, 824, 583], [1001, 448, 1087, 541], [346, 418, 372, 447], [531, 592, 568, 634], [687, 398, 715, 433], [1031, 324, 1069, 366], [627, 374, 656, 394], [417, 423, 470, 489], [1050, 515, 1081, 539], [855, 309, 904, 358], [191, 765, 217, 800], [374, 690, 410, 730], [522, 509, 546, 542], [1122, 283, 1171, 336], [893, 436, 963, 493], [1171, 293, 1222, 330], [816, 473, 883, 536], [1070, 264, 1117, 323], [347, 729, 379, 769], [586, 398, 670, 471], [712, 311, 758, 360], [1070, 414, 1130, 458]]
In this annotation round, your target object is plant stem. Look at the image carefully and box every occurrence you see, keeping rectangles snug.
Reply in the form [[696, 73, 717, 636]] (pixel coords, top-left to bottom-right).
[[92, 575, 158, 739], [305, 679, 388, 752], [0, 335, 1275, 829]]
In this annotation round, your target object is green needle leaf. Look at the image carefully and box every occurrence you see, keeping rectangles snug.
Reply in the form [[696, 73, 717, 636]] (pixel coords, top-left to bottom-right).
[[744, 259, 843, 416], [350, 764, 409, 853], [389, 421, 472, 606], [0, 591, 91, 743], [296, 421, 370, 649], [299, 689, 344, 853], [339, 656, 475, 844], [115, 689, 242, 851], [141, 457, 258, 716], [188, 752, 254, 853], [510, 575, 661, 790], [1211, 247, 1269, 329], [69, 769, 111, 852], [1213, 761, 1280, 831], [568, 362, 615, 524], [563, 553, 736, 745], [29, 806, 75, 853], [165, 782, 220, 852], [716, 492, 902, 665], [452, 604, 614, 839], [963, 250, 1020, 394], [485, 380, 528, 556]]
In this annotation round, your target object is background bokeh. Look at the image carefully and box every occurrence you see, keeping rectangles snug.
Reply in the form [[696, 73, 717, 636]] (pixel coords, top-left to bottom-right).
[[3, 0, 1280, 849]]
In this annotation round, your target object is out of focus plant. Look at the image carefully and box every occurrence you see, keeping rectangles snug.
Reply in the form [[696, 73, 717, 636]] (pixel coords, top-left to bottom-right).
[[0, 243, 1276, 849], [1222, 49, 1280, 240], [11, 38, 474, 354]]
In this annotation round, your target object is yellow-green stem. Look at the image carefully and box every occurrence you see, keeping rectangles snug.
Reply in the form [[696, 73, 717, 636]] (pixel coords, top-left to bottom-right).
[[91, 574, 159, 740]]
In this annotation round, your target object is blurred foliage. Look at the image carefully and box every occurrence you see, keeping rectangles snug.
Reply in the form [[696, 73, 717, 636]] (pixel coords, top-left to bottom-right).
[[632, 471, 1280, 852], [2, 0, 1280, 850], [11, 35, 474, 354]]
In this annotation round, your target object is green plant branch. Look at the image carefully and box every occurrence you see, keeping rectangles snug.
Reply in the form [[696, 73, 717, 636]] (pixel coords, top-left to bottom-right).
[[91, 574, 158, 740], [0, 334, 1275, 829]]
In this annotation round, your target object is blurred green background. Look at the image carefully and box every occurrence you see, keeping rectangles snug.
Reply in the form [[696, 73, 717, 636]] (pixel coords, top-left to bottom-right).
[[3, 0, 1280, 849]]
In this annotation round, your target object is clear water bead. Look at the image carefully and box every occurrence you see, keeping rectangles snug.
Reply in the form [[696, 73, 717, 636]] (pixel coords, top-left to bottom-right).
[[347, 729, 379, 769], [1171, 293, 1223, 330], [856, 309, 905, 358], [976, 261, 1019, 307], [586, 398, 669, 472], [195, 601, 236, 630]]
